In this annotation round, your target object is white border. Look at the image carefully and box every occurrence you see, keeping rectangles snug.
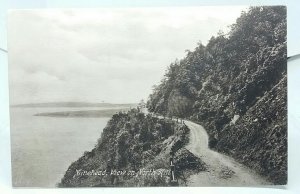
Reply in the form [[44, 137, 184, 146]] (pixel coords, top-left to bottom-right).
[[1, 1, 299, 194]]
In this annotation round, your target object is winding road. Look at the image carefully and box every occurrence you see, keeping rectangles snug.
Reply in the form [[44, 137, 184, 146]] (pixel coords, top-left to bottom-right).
[[184, 120, 270, 186]]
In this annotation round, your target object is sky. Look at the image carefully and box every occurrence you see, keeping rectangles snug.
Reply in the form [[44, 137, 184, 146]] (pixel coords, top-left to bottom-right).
[[8, 6, 248, 104]]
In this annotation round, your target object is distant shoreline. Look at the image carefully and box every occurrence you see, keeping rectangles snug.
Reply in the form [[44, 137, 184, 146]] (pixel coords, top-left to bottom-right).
[[11, 102, 137, 108], [34, 108, 131, 118]]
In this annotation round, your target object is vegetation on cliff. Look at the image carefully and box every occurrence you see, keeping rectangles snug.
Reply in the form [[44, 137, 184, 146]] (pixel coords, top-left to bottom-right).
[[59, 109, 205, 187], [146, 6, 287, 184]]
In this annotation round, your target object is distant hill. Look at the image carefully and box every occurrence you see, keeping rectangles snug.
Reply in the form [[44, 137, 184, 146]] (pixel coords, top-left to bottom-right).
[[11, 102, 137, 108]]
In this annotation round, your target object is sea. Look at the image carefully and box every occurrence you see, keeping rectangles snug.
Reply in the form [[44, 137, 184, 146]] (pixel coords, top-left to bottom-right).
[[10, 107, 112, 187]]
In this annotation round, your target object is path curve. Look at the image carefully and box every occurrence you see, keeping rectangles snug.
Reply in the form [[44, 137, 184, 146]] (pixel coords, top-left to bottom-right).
[[184, 120, 271, 186]]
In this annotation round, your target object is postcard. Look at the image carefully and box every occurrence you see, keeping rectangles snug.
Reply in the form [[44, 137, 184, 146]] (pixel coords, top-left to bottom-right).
[[8, 6, 287, 187]]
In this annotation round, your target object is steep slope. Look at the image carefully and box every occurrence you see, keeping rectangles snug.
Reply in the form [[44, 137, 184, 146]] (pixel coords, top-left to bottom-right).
[[215, 76, 287, 184], [59, 109, 205, 187], [147, 6, 287, 184]]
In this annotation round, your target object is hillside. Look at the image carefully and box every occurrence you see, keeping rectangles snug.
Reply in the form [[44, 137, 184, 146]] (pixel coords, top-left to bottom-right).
[[146, 6, 287, 184], [59, 109, 205, 187]]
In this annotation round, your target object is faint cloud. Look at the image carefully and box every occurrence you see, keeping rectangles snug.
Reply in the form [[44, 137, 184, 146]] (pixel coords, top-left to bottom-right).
[[8, 6, 247, 104]]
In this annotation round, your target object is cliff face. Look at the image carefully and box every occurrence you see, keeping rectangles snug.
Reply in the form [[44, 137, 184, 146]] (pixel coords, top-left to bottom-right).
[[59, 109, 204, 187], [147, 6, 287, 184], [215, 76, 287, 184]]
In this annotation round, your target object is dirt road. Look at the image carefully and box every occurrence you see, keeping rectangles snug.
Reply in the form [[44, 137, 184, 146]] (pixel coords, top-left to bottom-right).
[[184, 120, 270, 186]]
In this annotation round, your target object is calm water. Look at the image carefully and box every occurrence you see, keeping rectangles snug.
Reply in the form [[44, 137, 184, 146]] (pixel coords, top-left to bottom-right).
[[10, 107, 111, 187]]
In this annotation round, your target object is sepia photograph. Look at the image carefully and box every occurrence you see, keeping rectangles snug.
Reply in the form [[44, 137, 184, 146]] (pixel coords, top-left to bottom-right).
[[8, 6, 287, 187]]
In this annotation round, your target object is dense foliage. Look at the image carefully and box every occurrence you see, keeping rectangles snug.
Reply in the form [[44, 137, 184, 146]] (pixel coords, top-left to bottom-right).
[[59, 109, 203, 187], [147, 6, 287, 184]]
